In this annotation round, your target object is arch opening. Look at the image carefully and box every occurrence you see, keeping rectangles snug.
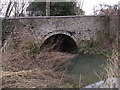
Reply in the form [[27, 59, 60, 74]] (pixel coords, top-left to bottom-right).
[[40, 34, 78, 53]]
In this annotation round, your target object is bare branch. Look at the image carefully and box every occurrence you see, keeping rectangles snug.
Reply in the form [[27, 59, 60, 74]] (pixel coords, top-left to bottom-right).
[[5, 0, 12, 17]]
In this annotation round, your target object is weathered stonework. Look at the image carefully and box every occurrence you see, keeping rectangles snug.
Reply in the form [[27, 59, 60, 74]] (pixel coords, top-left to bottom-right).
[[2, 15, 119, 48]]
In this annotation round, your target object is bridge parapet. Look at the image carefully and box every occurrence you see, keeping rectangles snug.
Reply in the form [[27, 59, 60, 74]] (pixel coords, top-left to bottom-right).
[[2, 15, 118, 49]]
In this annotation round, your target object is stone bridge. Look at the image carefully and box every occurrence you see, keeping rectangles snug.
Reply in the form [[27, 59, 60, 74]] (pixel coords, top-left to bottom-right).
[[2, 15, 119, 52]]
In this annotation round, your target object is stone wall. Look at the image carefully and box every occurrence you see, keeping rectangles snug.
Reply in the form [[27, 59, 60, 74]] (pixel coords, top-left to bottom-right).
[[2, 15, 119, 50], [2, 15, 109, 48]]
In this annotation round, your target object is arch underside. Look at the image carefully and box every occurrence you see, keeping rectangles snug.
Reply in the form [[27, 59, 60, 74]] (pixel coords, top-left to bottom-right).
[[40, 33, 78, 53]]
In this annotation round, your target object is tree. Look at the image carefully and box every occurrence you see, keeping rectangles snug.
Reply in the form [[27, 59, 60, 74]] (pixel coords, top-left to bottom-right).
[[50, 2, 77, 16], [26, 1, 77, 16], [77, 0, 85, 15], [0, 1, 8, 17], [0, 0, 27, 17], [46, 0, 50, 16], [93, 3, 118, 15], [5, 0, 12, 17], [26, 2, 46, 16]]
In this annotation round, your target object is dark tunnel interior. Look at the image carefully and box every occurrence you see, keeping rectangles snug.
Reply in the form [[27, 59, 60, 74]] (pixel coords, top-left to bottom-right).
[[40, 34, 78, 53]]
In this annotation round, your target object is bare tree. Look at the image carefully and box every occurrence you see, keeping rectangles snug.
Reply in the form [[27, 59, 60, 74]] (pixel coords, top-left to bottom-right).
[[5, 0, 12, 17], [0, 1, 7, 17], [93, 3, 118, 15], [77, 0, 84, 15], [46, 0, 50, 16], [0, 0, 27, 17], [19, 1, 26, 16], [13, 0, 27, 17]]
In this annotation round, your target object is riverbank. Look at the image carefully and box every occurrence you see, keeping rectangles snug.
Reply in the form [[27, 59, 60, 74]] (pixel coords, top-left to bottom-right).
[[2, 49, 110, 88], [2, 51, 76, 88], [1, 33, 119, 88]]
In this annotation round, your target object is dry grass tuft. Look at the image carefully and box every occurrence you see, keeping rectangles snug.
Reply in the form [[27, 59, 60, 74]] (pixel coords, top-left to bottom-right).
[[1, 35, 75, 88]]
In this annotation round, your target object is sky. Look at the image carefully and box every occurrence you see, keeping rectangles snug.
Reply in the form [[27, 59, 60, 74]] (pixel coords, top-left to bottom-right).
[[1, 0, 120, 15], [81, 0, 120, 15]]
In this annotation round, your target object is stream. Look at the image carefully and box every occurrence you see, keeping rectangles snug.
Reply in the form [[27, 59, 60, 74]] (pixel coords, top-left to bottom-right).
[[66, 54, 107, 86]]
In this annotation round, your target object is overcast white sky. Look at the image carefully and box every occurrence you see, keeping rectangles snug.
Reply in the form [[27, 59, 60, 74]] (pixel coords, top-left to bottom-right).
[[1, 0, 120, 15], [81, 0, 120, 15]]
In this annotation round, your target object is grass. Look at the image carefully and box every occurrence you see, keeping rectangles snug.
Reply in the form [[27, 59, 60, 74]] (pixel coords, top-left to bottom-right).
[[1, 38, 75, 88]]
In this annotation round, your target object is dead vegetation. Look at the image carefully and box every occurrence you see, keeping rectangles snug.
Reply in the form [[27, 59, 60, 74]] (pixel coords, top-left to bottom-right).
[[103, 41, 120, 88], [2, 50, 75, 88], [1, 34, 76, 88]]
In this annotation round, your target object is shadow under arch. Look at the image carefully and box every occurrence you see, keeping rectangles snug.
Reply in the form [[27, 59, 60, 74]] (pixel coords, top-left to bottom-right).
[[40, 33, 78, 53]]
